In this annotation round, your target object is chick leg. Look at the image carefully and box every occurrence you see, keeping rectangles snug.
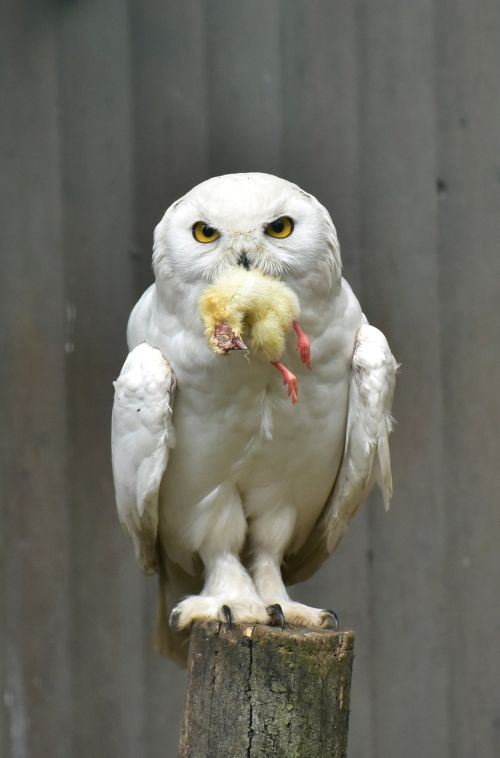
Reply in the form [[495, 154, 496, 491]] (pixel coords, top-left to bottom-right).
[[292, 320, 311, 369], [271, 361, 298, 404]]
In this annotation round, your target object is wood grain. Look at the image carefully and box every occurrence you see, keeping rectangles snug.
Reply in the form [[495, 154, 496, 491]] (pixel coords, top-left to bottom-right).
[[356, 2, 450, 756], [435, 2, 500, 755], [56, 2, 142, 756], [180, 622, 354, 758], [0, 3, 71, 756]]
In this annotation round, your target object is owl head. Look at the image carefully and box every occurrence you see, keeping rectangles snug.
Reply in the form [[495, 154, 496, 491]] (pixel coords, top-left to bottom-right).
[[152, 173, 341, 295]]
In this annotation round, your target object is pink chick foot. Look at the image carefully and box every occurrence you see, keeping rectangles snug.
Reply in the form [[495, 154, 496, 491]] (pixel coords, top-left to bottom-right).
[[292, 320, 311, 369], [271, 361, 298, 404]]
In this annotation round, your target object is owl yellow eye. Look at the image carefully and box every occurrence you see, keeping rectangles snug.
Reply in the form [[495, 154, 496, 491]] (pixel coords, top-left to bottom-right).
[[265, 216, 294, 239], [192, 221, 220, 243]]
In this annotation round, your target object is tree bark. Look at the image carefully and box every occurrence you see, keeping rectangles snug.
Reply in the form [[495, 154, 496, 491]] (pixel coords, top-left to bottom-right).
[[179, 621, 354, 758]]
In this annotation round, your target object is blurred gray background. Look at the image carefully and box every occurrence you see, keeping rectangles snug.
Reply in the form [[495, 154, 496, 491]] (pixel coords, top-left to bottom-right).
[[1, 1, 500, 757]]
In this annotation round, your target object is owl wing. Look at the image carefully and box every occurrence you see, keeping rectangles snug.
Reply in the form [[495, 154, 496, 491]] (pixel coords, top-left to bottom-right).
[[283, 323, 398, 585], [111, 342, 176, 575]]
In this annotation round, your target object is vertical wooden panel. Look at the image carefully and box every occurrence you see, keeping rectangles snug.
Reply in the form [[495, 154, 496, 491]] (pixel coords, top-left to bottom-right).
[[436, 2, 500, 755], [206, 0, 284, 176], [357, 2, 450, 756], [129, 2, 209, 755], [0, 3, 71, 757], [56, 3, 143, 756], [280, 4, 371, 757], [281, 0, 361, 280], [129, 0, 211, 297]]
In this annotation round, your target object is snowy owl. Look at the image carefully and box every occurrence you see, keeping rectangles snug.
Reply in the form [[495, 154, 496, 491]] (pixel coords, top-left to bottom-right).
[[111, 173, 398, 664]]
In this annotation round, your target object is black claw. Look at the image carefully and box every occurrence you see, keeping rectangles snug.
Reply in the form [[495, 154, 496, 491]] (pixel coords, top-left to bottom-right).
[[221, 604, 233, 628], [323, 609, 339, 631], [267, 604, 286, 630]]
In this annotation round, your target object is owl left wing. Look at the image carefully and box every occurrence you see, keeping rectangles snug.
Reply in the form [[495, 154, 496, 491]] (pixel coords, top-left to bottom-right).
[[283, 323, 398, 585], [111, 343, 176, 575]]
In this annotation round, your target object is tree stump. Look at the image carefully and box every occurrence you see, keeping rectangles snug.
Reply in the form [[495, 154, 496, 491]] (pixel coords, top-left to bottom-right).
[[179, 622, 354, 758]]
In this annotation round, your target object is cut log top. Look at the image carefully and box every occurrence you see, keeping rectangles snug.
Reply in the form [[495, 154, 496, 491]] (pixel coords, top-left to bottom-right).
[[179, 622, 355, 758]]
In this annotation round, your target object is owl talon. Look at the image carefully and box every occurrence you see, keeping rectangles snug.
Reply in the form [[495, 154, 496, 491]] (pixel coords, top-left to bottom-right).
[[169, 607, 182, 631], [267, 603, 286, 630], [321, 609, 339, 630], [221, 604, 233, 628]]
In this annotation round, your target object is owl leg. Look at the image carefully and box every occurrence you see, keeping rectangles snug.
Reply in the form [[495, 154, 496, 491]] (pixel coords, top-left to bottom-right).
[[168, 485, 270, 630], [271, 361, 298, 404], [251, 551, 338, 630], [292, 320, 311, 369], [249, 506, 338, 629]]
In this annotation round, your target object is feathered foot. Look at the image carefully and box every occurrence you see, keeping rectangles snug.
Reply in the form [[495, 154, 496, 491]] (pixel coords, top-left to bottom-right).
[[292, 320, 311, 369], [271, 361, 298, 404], [265, 600, 339, 630], [252, 550, 338, 629], [169, 595, 270, 631]]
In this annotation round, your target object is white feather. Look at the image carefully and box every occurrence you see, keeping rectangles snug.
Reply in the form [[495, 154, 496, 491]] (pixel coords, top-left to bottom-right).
[[111, 343, 176, 574], [324, 324, 398, 553]]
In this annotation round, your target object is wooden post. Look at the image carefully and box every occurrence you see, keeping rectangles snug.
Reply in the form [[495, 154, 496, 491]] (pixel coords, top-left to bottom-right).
[[179, 622, 355, 758]]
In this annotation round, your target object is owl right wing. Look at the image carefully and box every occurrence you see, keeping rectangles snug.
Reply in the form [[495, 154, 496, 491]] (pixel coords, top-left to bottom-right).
[[111, 342, 176, 575]]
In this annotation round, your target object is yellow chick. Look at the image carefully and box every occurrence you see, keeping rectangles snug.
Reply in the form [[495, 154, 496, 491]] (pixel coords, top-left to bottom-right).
[[199, 267, 298, 360], [199, 267, 311, 404]]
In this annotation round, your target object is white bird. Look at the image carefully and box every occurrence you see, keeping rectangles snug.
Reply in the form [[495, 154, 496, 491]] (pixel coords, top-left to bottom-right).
[[111, 173, 398, 664]]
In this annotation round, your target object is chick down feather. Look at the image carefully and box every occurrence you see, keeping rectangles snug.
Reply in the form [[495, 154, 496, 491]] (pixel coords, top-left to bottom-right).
[[198, 267, 300, 362]]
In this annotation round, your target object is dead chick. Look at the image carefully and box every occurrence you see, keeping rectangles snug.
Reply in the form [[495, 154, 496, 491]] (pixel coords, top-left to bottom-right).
[[198, 267, 311, 403]]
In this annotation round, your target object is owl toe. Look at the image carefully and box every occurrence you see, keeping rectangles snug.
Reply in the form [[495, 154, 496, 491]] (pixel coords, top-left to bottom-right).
[[264, 600, 340, 630], [320, 609, 340, 630], [169, 595, 269, 631], [267, 603, 286, 630]]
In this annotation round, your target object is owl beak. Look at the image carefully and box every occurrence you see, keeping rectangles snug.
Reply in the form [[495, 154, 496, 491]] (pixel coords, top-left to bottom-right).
[[237, 252, 251, 270]]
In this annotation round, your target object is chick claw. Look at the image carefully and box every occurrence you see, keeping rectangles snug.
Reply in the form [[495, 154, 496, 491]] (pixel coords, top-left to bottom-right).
[[271, 361, 298, 404], [292, 320, 311, 369]]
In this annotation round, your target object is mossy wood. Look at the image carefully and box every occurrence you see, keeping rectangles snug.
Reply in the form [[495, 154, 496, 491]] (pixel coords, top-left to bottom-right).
[[179, 622, 354, 758]]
